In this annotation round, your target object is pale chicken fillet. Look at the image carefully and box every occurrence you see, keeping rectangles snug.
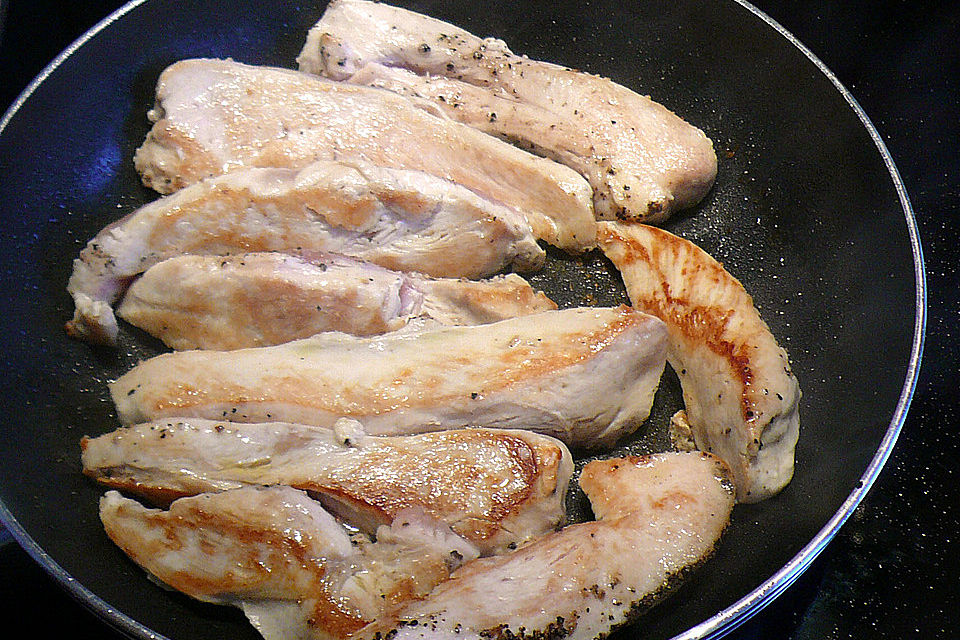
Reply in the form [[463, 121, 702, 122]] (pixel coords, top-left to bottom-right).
[[414, 273, 556, 326], [598, 222, 801, 502], [359, 452, 735, 640], [116, 253, 556, 350], [82, 419, 572, 555], [65, 159, 545, 345], [99, 486, 479, 640], [134, 58, 596, 252], [299, 0, 717, 222], [110, 306, 668, 449]]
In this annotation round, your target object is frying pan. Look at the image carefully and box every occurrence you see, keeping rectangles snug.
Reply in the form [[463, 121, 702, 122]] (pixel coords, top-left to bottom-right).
[[0, 1, 924, 639]]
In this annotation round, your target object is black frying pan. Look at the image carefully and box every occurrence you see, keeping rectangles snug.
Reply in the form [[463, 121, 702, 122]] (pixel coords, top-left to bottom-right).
[[0, 1, 923, 639]]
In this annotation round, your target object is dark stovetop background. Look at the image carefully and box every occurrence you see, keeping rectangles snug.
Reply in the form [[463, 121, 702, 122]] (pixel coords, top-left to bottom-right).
[[1, 1, 957, 638]]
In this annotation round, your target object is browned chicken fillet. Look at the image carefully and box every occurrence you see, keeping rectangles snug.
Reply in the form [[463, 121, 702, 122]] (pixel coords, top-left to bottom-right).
[[99, 486, 480, 640], [598, 222, 801, 502], [83, 420, 572, 554], [110, 306, 668, 449]]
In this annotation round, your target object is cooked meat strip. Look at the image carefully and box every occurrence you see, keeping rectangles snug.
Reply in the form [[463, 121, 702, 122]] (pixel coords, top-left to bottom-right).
[[83, 419, 572, 555], [414, 273, 556, 325], [99, 487, 478, 640], [598, 222, 801, 502], [299, 0, 717, 223], [359, 451, 735, 640], [134, 58, 596, 252], [65, 159, 545, 345], [116, 253, 556, 350], [109, 306, 668, 449]]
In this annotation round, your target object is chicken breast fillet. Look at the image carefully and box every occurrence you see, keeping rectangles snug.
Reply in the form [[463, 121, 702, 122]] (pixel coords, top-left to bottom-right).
[[360, 452, 735, 640], [116, 253, 556, 350], [83, 419, 572, 554], [598, 222, 801, 502], [134, 58, 596, 252], [299, 0, 717, 223], [66, 160, 545, 345], [110, 306, 668, 449], [99, 487, 479, 640]]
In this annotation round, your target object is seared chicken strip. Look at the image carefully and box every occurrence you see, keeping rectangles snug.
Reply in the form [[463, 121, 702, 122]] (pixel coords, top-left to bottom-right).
[[110, 307, 668, 449], [134, 58, 596, 252], [99, 487, 479, 640], [300, 0, 717, 222], [117, 253, 556, 350], [361, 452, 735, 640], [66, 160, 545, 345], [598, 222, 800, 502], [83, 419, 572, 554]]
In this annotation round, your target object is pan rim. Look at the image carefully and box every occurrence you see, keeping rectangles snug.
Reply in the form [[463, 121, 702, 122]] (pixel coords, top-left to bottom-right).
[[677, 1, 926, 638], [0, 1, 927, 639]]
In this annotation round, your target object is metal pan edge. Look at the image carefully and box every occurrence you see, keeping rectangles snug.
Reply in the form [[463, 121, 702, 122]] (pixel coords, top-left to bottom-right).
[[678, 2, 926, 638]]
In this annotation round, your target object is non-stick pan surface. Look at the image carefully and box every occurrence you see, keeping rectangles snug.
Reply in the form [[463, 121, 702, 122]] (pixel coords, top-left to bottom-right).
[[0, 1, 923, 639]]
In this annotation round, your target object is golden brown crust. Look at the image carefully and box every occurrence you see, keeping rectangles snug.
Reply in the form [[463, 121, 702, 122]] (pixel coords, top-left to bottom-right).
[[102, 496, 327, 598], [598, 222, 800, 502], [135, 127, 220, 194], [306, 430, 552, 545], [133, 305, 643, 418], [84, 424, 569, 552], [598, 224, 766, 427]]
